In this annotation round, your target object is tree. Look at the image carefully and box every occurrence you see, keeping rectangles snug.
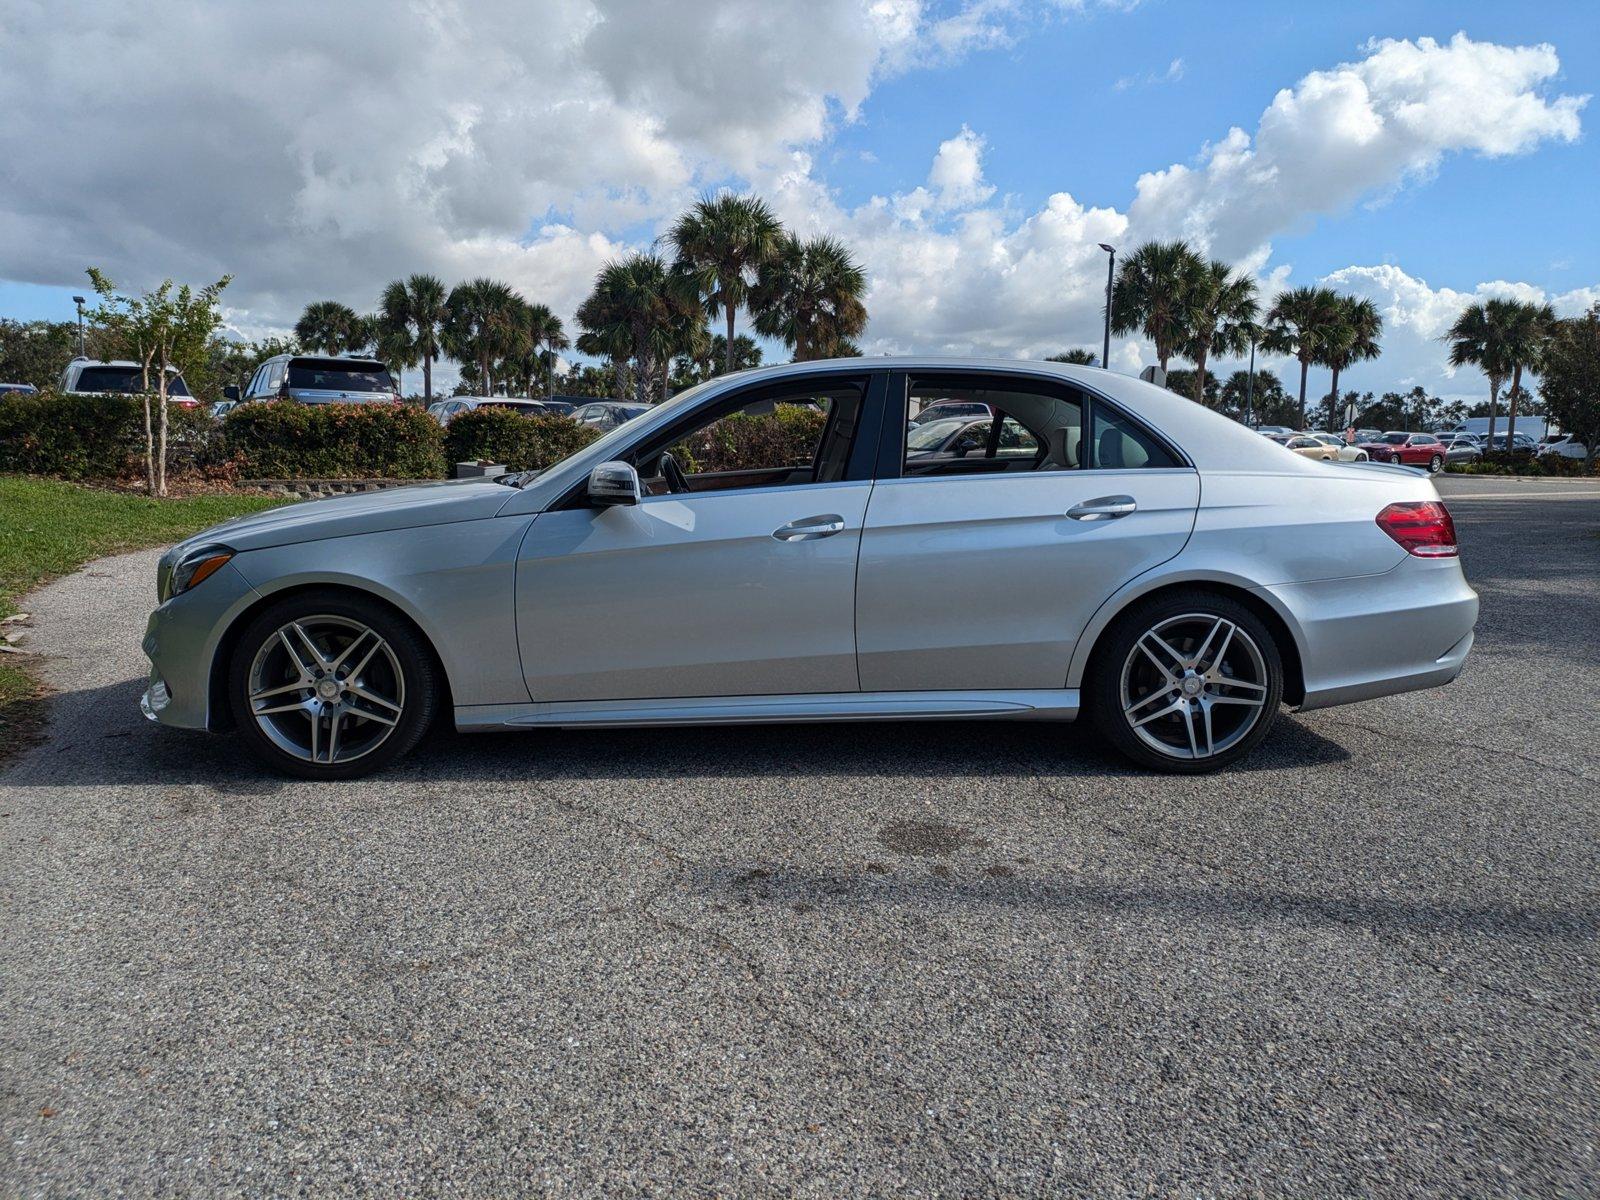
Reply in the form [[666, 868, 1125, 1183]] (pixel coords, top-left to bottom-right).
[[86, 268, 230, 496], [576, 254, 701, 404], [0, 319, 118, 388], [523, 302, 570, 399], [1164, 368, 1221, 407], [1538, 306, 1600, 470], [1317, 295, 1383, 422], [1501, 300, 1556, 447], [668, 193, 785, 374], [443, 279, 526, 396], [1108, 240, 1204, 376], [1220, 367, 1284, 423], [294, 300, 364, 356], [1446, 298, 1518, 446], [672, 333, 763, 390], [1180, 260, 1257, 406], [751, 234, 868, 361], [379, 274, 448, 403], [1263, 286, 1341, 428], [1045, 349, 1098, 366]]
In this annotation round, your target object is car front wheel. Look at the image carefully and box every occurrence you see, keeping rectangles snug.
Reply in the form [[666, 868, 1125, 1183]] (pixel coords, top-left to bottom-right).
[[1088, 591, 1283, 773], [1428, 454, 1443, 473], [228, 590, 439, 779]]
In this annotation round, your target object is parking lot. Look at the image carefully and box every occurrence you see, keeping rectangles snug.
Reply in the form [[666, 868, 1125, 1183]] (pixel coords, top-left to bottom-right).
[[2, 474, 1597, 1196]]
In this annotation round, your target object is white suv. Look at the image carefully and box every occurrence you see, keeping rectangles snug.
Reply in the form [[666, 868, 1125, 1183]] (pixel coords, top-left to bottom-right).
[[60, 357, 197, 407]]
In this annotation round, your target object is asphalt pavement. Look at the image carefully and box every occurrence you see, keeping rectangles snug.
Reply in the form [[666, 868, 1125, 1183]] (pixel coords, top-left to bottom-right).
[[2, 477, 1597, 1197]]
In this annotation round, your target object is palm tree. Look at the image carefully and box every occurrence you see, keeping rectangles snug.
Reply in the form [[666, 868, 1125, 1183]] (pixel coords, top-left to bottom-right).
[[1108, 240, 1204, 376], [1502, 300, 1555, 446], [1180, 261, 1258, 406], [443, 279, 525, 395], [379, 274, 448, 402], [667, 193, 785, 374], [751, 234, 868, 361], [1263, 286, 1341, 427], [1446, 299, 1517, 445], [524, 303, 569, 398], [576, 254, 701, 404], [1318, 295, 1384, 420], [294, 300, 363, 356], [1045, 349, 1098, 365]]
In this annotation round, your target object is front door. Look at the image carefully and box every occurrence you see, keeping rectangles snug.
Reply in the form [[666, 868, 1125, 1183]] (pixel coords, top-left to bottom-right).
[[855, 371, 1200, 692], [515, 375, 882, 702]]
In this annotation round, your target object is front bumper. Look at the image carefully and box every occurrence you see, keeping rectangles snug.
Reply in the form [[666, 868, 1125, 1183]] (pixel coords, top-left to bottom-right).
[[1259, 555, 1480, 711], [140, 560, 261, 730]]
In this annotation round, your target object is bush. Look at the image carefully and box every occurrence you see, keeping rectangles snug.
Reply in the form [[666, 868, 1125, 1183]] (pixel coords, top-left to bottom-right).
[[1447, 450, 1598, 477], [0, 389, 142, 479], [676, 405, 828, 473], [444, 407, 600, 473], [223, 401, 446, 479]]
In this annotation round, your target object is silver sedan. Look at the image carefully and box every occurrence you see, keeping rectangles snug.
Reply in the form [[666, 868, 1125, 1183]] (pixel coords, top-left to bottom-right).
[[141, 359, 1478, 777]]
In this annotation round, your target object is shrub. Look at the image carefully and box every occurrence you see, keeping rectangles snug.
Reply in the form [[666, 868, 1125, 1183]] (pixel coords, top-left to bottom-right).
[[444, 407, 600, 473], [1447, 450, 1597, 477], [676, 405, 828, 473], [0, 389, 142, 479], [223, 401, 446, 479]]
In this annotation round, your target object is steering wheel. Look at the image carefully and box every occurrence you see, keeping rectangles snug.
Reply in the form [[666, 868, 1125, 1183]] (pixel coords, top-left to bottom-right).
[[658, 451, 690, 494]]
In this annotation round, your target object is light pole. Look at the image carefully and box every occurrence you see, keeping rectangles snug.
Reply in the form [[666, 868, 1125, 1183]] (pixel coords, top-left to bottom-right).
[[72, 295, 87, 357], [1098, 243, 1115, 370], [1244, 332, 1256, 426]]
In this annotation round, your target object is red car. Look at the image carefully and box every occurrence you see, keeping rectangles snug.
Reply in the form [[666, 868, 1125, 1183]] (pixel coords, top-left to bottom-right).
[[1355, 431, 1447, 473]]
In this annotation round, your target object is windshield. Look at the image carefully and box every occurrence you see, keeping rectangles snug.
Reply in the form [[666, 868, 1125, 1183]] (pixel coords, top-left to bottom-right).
[[75, 366, 190, 396], [907, 418, 968, 450], [1380, 433, 1409, 445], [287, 360, 394, 393]]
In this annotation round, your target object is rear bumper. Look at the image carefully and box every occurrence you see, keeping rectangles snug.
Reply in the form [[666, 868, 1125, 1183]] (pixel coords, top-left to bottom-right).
[[1257, 556, 1479, 712]]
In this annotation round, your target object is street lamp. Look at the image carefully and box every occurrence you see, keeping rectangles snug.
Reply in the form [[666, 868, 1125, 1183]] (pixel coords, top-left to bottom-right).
[[72, 295, 87, 358], [1097, 244, 1115, 370], [1244, 330, 1257, 427]]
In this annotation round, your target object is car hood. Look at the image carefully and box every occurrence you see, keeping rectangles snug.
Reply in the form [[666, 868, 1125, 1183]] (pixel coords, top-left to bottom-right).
[[172, 478, 514, 555]]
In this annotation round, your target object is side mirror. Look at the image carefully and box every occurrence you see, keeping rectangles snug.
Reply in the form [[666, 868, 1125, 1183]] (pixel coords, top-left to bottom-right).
[[223, 385, 241, 402], [588, 461, 641, 507]]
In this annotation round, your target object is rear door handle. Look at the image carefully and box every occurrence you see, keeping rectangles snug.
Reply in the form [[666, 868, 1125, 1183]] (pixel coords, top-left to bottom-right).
[[1067, 495, 1137, 521], [773, 514, 846, 541]]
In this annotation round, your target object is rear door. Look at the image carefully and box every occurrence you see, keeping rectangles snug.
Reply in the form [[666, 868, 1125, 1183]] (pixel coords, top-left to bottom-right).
[[855, 370, 1200, 692]]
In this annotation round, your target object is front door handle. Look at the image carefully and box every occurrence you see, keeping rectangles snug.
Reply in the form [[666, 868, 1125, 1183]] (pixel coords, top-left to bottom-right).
[[773, 514, 846, 541], [1067, 495, 1137, 521]]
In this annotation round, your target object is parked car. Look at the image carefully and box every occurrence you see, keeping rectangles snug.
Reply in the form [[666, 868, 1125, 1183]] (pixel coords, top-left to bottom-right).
[[209, 400, 237, 419], [1440, 435, 1482, 465], [1290, 433, 1368, 462], [140, 357, 1477, 780], [572, 401, 650, 431], [1254, 425, 1294, 437], [60, 357, 198, 407], [1538, 432, 1588, 459], [427, 396, 569, 426], [1478, 431, 1540, 454], [1355, 432, 1447, 472], [0, 382, 38, 396], [234, 355, 398, 405], [911, 400, 995, 426]]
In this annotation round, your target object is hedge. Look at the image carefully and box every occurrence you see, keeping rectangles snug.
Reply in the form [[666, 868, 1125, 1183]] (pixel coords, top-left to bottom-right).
[[223, 401, 446, 479], [1447, 450, 1598, 477], [675, 405, 828, 474], [444, 407, 600, 473], [0, 389, 142, 478]]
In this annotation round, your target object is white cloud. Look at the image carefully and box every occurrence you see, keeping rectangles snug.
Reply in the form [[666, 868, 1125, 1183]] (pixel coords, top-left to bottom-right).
[[1115, 57, 1184, 91]]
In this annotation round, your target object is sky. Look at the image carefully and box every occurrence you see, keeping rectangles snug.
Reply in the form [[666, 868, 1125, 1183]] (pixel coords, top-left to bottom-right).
[[0, 0, 1594, 401]]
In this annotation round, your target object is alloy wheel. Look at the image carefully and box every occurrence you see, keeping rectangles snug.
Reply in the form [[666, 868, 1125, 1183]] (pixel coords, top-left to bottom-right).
[[246, 615, 406, 765], [1119, 612, 1270, 761]]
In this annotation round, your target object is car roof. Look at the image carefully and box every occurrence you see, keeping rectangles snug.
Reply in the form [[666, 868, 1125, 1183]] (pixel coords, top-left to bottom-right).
[[71, 359, 180, 371]]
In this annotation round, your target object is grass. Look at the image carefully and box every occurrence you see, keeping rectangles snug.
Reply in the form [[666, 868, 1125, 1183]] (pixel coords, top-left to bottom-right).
[[0, 475, 289, 755]]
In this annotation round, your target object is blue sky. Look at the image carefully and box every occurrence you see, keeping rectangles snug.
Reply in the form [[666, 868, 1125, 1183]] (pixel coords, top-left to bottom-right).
[[1, 0, 1593, 399]]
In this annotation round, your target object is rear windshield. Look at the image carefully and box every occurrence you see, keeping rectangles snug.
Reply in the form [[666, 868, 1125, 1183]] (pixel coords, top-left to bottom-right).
[[287, 360, 394, 393], [75, 366, 190, 396]]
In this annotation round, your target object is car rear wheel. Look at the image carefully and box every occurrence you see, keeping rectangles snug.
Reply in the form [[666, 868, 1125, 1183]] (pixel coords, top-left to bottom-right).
[[1428, 454, 1443, 473], [1088, 591, 1284, 773], [228, 591, 439, 779]]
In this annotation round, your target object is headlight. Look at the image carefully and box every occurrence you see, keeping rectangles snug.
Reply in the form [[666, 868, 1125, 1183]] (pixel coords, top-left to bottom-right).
[[165, 544, 234, 600]]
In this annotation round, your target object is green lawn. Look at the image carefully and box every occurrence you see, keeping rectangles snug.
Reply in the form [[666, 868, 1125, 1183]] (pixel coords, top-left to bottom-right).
[[0, 476, 289, 749]]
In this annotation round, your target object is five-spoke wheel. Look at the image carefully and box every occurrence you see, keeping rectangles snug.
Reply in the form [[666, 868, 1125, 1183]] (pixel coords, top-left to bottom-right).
[[1090, 591, 1284, 772], [229, 591, 438, 779]]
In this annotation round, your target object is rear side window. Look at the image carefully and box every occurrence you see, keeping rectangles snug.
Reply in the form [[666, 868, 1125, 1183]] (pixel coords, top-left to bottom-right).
[[1088, 404, 1178, 470], [902, 380, 1081, 478], [287, 359, 394, 393]]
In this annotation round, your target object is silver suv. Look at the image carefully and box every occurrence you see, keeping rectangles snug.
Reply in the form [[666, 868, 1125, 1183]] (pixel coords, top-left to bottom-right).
[[60, 357, 195, 405], [233, 354, 398, 405]]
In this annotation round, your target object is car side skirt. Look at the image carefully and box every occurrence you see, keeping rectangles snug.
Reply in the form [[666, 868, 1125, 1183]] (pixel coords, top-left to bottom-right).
[[454, 688, 1081, 731]]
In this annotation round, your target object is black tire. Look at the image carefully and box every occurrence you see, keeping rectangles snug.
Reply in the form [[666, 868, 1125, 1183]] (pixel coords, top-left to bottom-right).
[[1087, 590, 1284, 774], [228, 589, 440, 780], [1428, 454, 1443, 473]]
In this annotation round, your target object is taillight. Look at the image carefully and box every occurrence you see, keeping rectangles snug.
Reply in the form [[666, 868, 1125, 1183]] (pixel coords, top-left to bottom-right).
[[1376, 501, 1458, 557]]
